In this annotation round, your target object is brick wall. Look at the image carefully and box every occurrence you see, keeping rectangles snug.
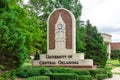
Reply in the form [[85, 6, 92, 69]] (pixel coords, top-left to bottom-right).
[[49, 9, 72, 49]]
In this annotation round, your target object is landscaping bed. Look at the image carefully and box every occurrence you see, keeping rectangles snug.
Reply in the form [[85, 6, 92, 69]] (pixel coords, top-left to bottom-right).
[[0, 66, 112, 80]]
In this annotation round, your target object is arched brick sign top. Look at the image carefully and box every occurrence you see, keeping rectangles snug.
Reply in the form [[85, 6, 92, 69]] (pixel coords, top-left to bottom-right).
[[48, 8, 75, 51]]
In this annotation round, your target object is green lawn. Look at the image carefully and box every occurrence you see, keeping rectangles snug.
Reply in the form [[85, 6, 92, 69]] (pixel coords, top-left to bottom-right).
[[105, 59, 120, 74], [106, 59, 120, 69], [22, 59, 32, 66], [107, 60, 119, 65]]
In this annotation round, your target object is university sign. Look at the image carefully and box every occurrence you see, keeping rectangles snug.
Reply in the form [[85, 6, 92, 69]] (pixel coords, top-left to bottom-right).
[[32, 8, 93, 68]]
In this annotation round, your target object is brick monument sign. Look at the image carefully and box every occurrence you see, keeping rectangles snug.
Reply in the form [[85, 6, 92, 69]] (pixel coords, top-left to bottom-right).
[[48, 8, 76, 54], [33, 8, 93, 68]]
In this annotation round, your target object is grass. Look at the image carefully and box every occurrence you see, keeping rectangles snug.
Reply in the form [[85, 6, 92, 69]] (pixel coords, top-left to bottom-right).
[[106, 59, 120, 69], [22, 59, 32, 66], [113, 72, 120, 75], [105, 59, 120, 75], [107, 60, 120, 65]]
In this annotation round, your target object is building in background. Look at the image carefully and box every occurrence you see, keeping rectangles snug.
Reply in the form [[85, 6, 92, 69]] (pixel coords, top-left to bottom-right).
[[111, 42, 120, 50], [101, 33, 112, 59]]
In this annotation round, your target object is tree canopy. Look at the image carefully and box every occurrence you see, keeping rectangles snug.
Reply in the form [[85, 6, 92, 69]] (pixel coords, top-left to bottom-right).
[[0, 0, 44, 70]]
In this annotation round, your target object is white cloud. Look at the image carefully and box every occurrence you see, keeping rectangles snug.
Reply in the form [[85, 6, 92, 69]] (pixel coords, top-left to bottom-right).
[[80, 0, 120, 42], [23, 0, 29, 4]]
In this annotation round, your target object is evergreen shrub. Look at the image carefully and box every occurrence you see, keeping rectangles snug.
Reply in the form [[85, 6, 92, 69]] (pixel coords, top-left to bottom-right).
[[74, 69, 90, 75], [25, 76, 50, 80], [107, 71, 113, 78], [34, 51, 40, 60], [89, 68, 107, 78], [50, 67, 90, 75], [16, 67, 51, 78], [46, 73, 78, 80], [96, 74, 108, 80], [78, 75, 92, 80], [111, 50, 120, 60], [49, 67, 74, 73]]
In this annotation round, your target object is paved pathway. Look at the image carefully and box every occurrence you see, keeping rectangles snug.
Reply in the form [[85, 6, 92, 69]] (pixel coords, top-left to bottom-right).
[[104, 68, 120, 80], [111, 68, 120, 73], [104, 74, 120, 80]]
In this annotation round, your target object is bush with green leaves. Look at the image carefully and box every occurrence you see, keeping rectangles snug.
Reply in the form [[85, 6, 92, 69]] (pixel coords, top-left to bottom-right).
[[49, 67, 74, 73], [16, 67, 51, 78], [96, 74, 108, 80], [78, 75, 93, 80], [15, 66, 112, 80], [34, 51, 40, 60], [1, 69, 16, 80], [73, 69, 90, 75], [0, 0, 45, 71], [46, 73, 78, 80], [49, 67, 90, 75], [104, 66, 112, 71], [107, 71, 113, 78], [89, 68, 107, 78], [25, 76, 50, 80], [111, 49, 120, 60]]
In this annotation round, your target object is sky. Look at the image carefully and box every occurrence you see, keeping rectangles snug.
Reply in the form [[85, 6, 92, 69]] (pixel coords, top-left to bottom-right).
[[80, 0, 120, 42]]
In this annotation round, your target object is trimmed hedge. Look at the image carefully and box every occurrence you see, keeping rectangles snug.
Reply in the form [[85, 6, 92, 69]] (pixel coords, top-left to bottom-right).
[[25, 76, 50, 80], [73, 70, 90, 75], [46, 73, 78, 80], [96, 74, 108, 80], [89, 68, 107, 78], [50, 67, 74, 73], [16, 67, 51, 78], [107, 71, 113, 78], [50, 67, 90, 75], [15, 67, 112, 80], [78, 75, 93, 80]]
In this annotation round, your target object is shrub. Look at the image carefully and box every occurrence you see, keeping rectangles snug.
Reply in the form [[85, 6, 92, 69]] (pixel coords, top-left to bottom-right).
[[73, 70, 90, 75], [104, 66, 112, 71], [34, 51, 40, 60], [50, 67, 90, 76], [78, 75, 93, 80], [111, 50, 120, 60], [96, 74, 108, 80], [50, 67, 74, 73], [46, 73, 78, 80], [89, 68, 107, 78], [89, 69, 96, 78], [25, 76, 50, 80], [2, 69, 16, 80], [107, 71, 113, 78], [95, 68, 107, 74], [16, 67, 51, 78]]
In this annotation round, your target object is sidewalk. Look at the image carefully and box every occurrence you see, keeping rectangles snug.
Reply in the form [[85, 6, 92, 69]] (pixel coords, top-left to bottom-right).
[[104, 74, 120, 80], [104, 68, 120, 80]]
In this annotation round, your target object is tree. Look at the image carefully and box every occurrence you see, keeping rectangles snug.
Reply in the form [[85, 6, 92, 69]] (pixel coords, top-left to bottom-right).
[[85, 20, 108, 67], [22, 4, 45, 54], [29, 0, 85, 53], [0, 0, 27, 70], [0, 0, 44, 70], [76, 26, 86, 53]]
